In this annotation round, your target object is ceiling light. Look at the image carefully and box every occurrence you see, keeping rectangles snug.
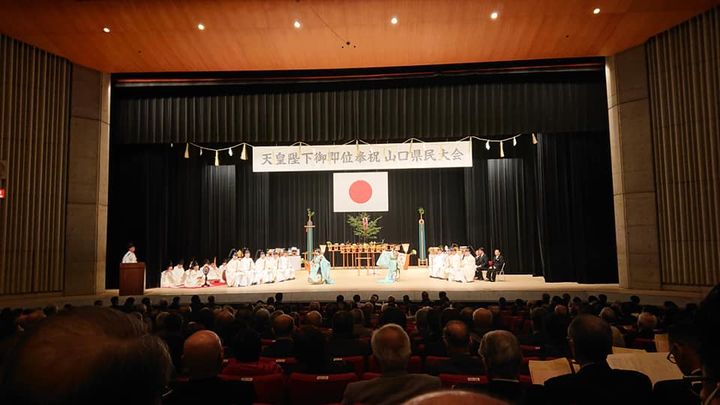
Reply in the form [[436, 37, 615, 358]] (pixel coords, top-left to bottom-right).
[[102, 27, 110, 33], [390, 16, 398, 25], [490, 11, 499, 20], [293, 20, 302, 29], [197, 23, 205, 31], [593, 8, 601, 15]]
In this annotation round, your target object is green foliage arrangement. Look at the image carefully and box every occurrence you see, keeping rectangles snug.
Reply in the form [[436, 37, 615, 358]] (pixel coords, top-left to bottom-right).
[[346, 212, 382, 242]]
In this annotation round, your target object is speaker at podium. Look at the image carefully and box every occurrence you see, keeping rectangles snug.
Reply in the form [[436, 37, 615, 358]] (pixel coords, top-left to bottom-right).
[[119, 262, 146, 296]]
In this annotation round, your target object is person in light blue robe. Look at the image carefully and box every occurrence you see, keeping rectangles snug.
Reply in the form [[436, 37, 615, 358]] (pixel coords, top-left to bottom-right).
[[378, 245, 400, 283], [308, 249, 335, 284]]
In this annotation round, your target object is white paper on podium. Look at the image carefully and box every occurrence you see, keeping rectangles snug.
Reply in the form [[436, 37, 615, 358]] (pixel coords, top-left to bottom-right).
[[606, 352, 682, 386], [529, 358, 577, 385]]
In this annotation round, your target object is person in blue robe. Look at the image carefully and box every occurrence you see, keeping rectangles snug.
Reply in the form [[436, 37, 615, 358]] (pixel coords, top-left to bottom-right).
[[308, 248, 335, 284]]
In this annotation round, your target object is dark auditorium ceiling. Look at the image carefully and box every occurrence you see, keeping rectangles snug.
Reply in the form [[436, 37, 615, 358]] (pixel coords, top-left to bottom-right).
[[0, 0, 718, 73]]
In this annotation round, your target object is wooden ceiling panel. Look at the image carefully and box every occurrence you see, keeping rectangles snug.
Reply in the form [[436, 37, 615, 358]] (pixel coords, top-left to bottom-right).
[[0, 0, 717, 73]]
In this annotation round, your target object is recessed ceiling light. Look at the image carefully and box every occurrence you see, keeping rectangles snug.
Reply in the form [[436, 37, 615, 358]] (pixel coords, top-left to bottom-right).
[[593, 8, 601, 15], [102, 27, 110, 33], [390, 16, 398, 25], [293, 20, 302, 29], [197, 23, 205, 31], [490, 11, 499, 20]]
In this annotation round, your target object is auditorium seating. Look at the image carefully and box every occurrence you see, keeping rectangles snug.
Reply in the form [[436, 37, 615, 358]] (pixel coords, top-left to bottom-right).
[[438, 373, 488, 388], [287, 372, 358, 405], [219, 373, 285, 404]]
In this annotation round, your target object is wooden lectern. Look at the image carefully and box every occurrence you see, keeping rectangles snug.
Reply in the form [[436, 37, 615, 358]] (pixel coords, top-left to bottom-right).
[[119, 262, 146, 296]]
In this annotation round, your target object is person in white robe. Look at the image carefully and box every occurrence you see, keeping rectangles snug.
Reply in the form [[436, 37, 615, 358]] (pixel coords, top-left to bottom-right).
[[449, 248, 474, 283], [447, 248, 461, 281], [430, 247, 447, 279], [183, 264, 203, 288], [122, 243, 137, 264], [160, 263, 178, 288], [278, 250, 294, 281], [206, 257, 223, 282], [276, 250, 288, 282], [171, 261, 185, 286], [254, 251, 267, 285], [237, 250, 255, 287], [225, 253, 240, 287], [264, 250, 278, 283]]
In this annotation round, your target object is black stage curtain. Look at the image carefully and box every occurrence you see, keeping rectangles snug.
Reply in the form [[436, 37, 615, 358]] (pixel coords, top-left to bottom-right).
[[107, 131, 616, 288]]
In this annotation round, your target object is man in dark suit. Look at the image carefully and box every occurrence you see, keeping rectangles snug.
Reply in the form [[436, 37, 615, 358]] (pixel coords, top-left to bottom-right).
[[651, 321, 703, 405], [487, 249, 505, 282], [474, 247, 489, 281], [260, 314, 294, 358], [426, 320, 484, 375], [544, 314, 652, 405], [342, 324, 440, 405]]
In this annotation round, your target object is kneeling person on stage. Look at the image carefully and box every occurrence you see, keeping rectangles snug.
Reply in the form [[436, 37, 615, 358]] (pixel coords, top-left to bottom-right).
[[487, 249, 505, 282], [308, 248, 334, 285], [237, 250, 255, 287]]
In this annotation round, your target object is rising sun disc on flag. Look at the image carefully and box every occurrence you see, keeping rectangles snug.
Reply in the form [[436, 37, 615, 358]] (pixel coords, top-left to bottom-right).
[[349, 180, 373, 203]]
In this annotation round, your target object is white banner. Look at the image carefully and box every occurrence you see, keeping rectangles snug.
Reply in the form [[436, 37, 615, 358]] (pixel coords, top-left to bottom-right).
[[252, 141, 472, 172]]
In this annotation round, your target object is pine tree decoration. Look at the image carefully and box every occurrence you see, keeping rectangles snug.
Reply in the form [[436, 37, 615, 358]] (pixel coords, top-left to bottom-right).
[[346, 212, 382, 242]]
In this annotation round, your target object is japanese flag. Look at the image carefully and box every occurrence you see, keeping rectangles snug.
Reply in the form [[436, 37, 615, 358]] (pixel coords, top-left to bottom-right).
[[333, 172, 389, 212]]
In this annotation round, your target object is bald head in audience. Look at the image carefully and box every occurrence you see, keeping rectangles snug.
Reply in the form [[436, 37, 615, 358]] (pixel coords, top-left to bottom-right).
[[272, 314, 295, 338], [403, 390, 507, 405], [443, 320, 471, 355], [637, 311, 657, 333], [372, 323, 411, 373], [479, 330, 523, 380], [183, 330, 224, 380], [1, 307, 171, 405], [472, 308, 493, 331]]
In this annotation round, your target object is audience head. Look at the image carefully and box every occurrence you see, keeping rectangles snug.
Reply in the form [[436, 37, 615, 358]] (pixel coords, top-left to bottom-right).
[[272, 314, 295, 338], [232, 328, 262, 362], [479, 330, 523, 380], [567, 314, 612, 364], [351, 308, 365, 325], [668, 321, 702, 375], [472, 308, 494, 331], [305, 310, 323, 328], [379, 306, 407, 328], [183, 330, 224, 380], [403, 390, 506, 405], [371, 324, 411, 373], [443, 320, 470, 354], [637, 311, 658, 332], [332, 310, 354, 338], [599, 307, 617, 324], [1, 307, 171, 405]]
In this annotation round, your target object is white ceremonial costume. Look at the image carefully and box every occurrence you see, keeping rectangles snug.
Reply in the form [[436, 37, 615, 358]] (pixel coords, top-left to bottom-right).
[[225, 258, 240, 287], [160, 268, 178, 288], [265, 254, 278, 283], [430, 251, 447, 279], [254, 256, 267, 284], [171, 265, 185, 286], [122, 251, 137, 264], [447, 251, 461, 280], [238, 256, 255, 287], [276, 255, 288, 282], [183, 267, 203, 288], [452, 253, 475, 283]]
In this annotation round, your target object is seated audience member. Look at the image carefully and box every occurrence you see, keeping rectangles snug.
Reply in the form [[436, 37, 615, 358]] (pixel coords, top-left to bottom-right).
[[342, 324, 441, 405], [254, 308, 274, 339], [423, 308, 447, 356], [651, 321, 702, 405], [544, 315, 652, 405], [167, 330, 255, 405], [469, 307, 494, 354], [598, 307, 626, 347], [694, 284, 720, 405], [0, 307, 172, 405], [472, 330, 545, 404], [625, 311, 657, 349], [351, 308, 372, 338], [156, 311, 185, 372], [544, 304, 571, 357], [420, 291, 433, 307], [261, 314, 295, 358], [379, 306, 408, 329], [292, 325, 353, 374], [222, 328, 282, 377], [427, 320, 484, 375], [402, 390, 506, 405], [304, 310, 323, 328], [327, 311, 371, 357]]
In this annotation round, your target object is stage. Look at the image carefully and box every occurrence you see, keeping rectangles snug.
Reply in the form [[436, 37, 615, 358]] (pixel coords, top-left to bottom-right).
[[1, 267, 708, 309]]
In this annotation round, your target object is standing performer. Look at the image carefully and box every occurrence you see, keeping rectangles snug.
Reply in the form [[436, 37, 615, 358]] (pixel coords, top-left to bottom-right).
[[488, 248, 505, 282], [475, 247, 489, 280], [378, 245, 400, 283], [308, 248, 334, 284], [122, 243, 137, 264], [254, 250, 267, 284], [237, 250, 255, 287]]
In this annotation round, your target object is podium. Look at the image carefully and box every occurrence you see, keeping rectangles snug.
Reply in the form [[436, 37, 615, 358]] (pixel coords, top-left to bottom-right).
[[119, 262, 146, 296]]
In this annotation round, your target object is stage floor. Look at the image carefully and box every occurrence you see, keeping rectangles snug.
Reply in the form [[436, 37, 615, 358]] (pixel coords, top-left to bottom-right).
[[0, 267, 708, 308]]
